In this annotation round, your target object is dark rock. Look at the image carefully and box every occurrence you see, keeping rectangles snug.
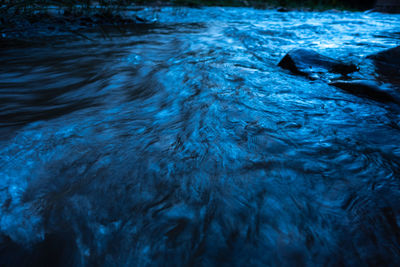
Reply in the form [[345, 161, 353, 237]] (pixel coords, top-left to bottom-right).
[[367, 46, 400, 86], [329, 80, 399, 103], [278, 49, 358, 78], [367, 46, 400, 68]]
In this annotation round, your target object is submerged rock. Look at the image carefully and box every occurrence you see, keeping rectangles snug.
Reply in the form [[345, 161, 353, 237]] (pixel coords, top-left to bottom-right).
[[329, 80, 399, 103], [367, 46, 400, 86], [278, 49, 358, 78]]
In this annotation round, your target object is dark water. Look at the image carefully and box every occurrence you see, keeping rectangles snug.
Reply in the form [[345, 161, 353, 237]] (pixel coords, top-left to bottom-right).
[[1, 7, 400, 266]]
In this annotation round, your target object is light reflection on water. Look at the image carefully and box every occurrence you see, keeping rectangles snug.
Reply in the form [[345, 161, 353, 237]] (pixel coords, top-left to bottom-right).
[[0, 7, 400, 266]]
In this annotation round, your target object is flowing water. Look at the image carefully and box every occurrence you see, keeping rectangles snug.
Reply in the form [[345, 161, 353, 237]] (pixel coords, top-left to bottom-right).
[[1, 7, 400, 266]]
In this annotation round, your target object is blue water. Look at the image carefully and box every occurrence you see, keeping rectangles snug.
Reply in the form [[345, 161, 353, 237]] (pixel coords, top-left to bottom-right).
[[1, 7, 400, 266]]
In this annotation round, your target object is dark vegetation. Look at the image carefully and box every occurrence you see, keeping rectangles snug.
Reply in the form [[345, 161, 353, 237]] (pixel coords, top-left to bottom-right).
[[0, 0, 377, 14], [0, 0, 378, 40], [0, 1, 148, 40], [167, 0, 376, 10]]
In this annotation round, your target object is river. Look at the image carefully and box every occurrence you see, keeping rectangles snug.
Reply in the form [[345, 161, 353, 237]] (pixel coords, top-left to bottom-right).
[[1, 7, 400, 266]]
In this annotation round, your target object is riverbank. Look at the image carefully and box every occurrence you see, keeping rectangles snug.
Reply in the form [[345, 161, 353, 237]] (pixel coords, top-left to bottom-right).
[[126, 0, 373, 10], [0, 6, 151, 42], [0, 0, 377, 41]]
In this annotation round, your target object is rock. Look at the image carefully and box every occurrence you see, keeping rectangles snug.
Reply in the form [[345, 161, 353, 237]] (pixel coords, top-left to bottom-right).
[[278, 49, 358, 78], [367, 46, 400, 69], [329, 80, 399, 103], [367, 46, 400, 86]]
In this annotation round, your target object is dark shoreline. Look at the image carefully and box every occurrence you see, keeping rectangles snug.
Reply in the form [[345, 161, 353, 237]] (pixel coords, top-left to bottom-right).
[[0, 0, 396, 43], [0, 4, 365, 42], [0, 7, 151, 42]]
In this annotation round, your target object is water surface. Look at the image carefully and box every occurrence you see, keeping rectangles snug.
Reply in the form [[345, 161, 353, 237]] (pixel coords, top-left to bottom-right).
[[1, 7, 400, 266]]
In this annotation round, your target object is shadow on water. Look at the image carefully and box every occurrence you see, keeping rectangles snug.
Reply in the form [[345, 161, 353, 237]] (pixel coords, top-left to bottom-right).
[[0, 23, 162, 128], [1, 7, 400, 266]]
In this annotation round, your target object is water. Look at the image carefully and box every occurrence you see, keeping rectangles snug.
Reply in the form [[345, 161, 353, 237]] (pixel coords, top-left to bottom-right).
[[1, 7, 400, 266]]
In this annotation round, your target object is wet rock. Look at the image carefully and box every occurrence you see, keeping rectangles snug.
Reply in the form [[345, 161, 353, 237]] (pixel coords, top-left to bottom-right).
[[367, 46, 400, 86], [329, 80, 399, 103], [367, 46, 400, 70], [278, 49, 358, 78]]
